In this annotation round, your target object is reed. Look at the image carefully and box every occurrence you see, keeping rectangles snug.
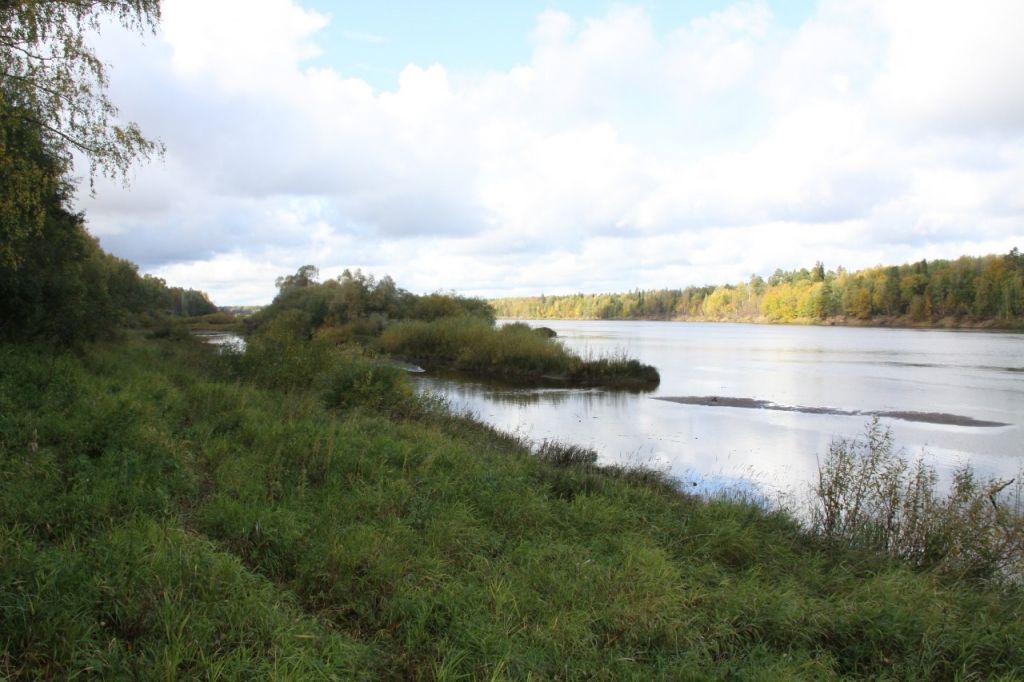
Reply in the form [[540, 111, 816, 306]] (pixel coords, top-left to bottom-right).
[[380, 317, 660, 388], [811, 418, 1024, 581]]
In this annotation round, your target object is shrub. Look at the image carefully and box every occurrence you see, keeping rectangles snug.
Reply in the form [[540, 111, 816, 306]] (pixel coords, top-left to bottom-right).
[[239, 310, 329, 389], [811, 418, 1024, 581], [319, 353, 412, 414], [236, 313, 414, 414], [312, 319, 383, 347], [145, 320, 191, 341], [186, 311, 237, 326]]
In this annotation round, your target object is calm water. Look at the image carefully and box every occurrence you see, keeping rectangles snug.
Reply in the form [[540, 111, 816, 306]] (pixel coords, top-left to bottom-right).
[[414, 321, 1024, 496]]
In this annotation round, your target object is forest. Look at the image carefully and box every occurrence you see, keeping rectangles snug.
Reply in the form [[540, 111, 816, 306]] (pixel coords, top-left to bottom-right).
[[492, 253, 1024, 327]]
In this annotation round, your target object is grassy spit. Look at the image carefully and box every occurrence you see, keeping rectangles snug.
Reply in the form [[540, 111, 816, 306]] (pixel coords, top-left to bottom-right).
[[1, 335, 1022, 679], [380, 318, 660, 389]]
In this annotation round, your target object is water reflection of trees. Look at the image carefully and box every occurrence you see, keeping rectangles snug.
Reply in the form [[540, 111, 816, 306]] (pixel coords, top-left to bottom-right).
[[414, 377, 635, 408]]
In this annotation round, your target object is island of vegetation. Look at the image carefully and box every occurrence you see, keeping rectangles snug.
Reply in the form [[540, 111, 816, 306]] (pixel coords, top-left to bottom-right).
[[2, 2, 1024, 679], [246, 265, 660, 390], [492, 253, 1024, 329]]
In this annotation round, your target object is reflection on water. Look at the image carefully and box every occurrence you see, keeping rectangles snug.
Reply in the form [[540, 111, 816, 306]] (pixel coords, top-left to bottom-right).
[[194, 331, 246, 353], [414, 321, 1024, 497], [419, 376, 634, 409]]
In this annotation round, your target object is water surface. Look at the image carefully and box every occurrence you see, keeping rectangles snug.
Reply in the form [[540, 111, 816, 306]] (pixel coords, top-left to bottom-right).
[[414, 321, 1024, 496]]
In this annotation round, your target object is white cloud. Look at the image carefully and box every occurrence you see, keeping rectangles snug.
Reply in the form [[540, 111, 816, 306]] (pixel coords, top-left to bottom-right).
[[163, 0, 327, 87], [667, 1, 772, 94], [78, 0, 1024, 304], [875, 0, 1024, 133]]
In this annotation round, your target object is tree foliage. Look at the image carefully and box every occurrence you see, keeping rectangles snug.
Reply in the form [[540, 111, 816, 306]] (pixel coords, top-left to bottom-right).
[[275, 264, 319, 292], [0, 1, 190, 344], [250, 266, 495, 340], [492, 252, 1024, 327], [0, 94, 65, 270], [0, 0, 163, 186]]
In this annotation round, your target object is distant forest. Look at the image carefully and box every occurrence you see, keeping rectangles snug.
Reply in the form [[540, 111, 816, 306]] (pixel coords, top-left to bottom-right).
[[492, 251, 1024, 328]]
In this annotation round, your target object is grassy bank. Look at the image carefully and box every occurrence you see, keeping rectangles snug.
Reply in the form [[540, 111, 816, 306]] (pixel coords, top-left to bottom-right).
[[380, 318, 660, 389], [2, 336, 1023, 679]]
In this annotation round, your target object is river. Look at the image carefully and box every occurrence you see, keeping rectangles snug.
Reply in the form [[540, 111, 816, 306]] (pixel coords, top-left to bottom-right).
[[413, 321, 1024, 497]]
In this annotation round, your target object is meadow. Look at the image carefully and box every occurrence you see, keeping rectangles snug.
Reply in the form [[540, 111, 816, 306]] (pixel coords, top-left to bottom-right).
[[1, 332, 1022, 679]]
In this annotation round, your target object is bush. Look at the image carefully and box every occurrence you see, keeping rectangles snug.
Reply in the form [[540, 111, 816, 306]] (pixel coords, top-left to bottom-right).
[[811, 418, 1024, 581], [237, 312, 414, 414], [313, 319, 384, 347], [239, 310, 328, 389], [145, 319, 191, 341], [186, 311, 237, 326], [319, 353, 412, 414]]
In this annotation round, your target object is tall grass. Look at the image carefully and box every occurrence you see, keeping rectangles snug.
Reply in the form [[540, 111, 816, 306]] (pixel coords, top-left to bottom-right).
[[380, 317, 660, 388], [565, 350, 662, 388], [233, 308, 415, 416], [811, 418, 1024, 581], [2, 337, 1023, 678]]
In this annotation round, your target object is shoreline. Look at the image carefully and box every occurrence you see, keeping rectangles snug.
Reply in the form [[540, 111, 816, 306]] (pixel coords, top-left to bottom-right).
[[496, 315, 1024, 332]]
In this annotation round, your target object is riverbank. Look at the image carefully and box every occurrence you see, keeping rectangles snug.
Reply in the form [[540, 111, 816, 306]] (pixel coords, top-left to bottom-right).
[[2, 335, 1022, 678], [684, 314, 1024, 331], [497, 312, 1024, 331]]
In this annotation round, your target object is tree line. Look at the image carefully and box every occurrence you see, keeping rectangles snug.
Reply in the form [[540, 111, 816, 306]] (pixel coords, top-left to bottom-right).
[[492, 252, 1024, 327], [251, 264, 495, 338], [0, 1, 216, 345]]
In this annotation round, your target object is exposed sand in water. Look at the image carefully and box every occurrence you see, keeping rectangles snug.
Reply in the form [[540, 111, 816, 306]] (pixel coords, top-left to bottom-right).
[[653, 396, 1009, 428]]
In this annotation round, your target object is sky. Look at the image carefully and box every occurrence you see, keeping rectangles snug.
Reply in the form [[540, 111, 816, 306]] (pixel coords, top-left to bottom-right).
[[79, 0, 1024, 305]]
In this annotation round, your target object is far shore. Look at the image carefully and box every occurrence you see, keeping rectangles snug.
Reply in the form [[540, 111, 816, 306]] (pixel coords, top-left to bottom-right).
[[496, 315, 1024, 332]]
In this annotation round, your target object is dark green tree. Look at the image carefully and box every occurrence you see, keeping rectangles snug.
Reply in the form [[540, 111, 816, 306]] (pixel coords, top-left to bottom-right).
[[0, 1, 181, 344], [275, 265, 320, 292]]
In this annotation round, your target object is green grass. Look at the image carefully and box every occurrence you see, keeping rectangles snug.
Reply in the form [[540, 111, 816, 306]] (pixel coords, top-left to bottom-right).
[[379, 317, 660, 389], [1, 336, 1023, 679]]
